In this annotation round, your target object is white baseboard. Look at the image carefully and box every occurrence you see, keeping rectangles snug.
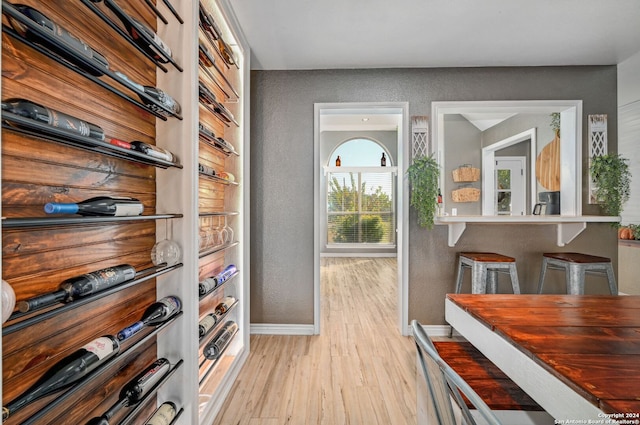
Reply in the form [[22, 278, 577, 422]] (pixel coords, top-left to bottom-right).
[[320, 252, 397, 258], [421, 324, 453, 337], [250, 323, 316, 335]]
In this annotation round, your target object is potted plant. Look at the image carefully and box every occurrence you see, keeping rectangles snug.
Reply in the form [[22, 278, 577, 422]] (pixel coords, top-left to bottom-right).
[[407, 154, 440, 229], [590, 153, 632, 217]]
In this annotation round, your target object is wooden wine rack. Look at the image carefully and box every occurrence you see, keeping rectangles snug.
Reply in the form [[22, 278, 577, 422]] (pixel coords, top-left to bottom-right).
[[1, 0, 250, 424]]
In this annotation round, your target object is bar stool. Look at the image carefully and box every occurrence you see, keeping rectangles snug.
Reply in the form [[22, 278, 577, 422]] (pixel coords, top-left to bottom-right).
[[455, 252, 521, 295], [537, 252, 618, 295]]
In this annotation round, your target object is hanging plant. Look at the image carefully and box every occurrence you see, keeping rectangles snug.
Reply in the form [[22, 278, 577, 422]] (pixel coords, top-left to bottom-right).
[[590, 153, 632, 217], [407, 154, 440, 229]]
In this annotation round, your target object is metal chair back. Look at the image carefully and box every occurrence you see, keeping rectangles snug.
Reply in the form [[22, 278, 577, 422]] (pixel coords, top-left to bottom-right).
[[411, 320, 503, 425]]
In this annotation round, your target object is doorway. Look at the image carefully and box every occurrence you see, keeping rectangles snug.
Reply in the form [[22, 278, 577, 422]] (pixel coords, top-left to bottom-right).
[[495, 157, 526, 215], [314, 102, 409, 335]]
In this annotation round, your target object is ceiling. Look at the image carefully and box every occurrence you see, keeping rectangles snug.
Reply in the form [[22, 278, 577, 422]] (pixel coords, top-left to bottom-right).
[[228, 0, 640, 70]]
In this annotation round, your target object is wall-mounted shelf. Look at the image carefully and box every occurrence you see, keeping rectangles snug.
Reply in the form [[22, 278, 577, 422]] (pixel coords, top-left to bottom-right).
[[436, 215, 620, 247], [2, 214, 183, 229], [323, 166, 398, 175], [4, 263, 183, 334], [1, 111, 183, 169]]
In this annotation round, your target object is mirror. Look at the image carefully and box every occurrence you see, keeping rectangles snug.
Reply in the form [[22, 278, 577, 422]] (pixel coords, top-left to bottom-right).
[[432, 100, 583, 217]]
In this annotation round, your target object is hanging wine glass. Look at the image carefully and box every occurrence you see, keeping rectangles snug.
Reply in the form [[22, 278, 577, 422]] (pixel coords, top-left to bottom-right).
[[217, 215, 228, 246], [223, 214, 234, 244], [151, 219, 182, 266]]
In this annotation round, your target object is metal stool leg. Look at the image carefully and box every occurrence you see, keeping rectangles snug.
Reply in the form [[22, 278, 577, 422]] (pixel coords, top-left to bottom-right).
[[455, 257, 465, 294], [537, 257, 549, 294], [508, 264, 521, 294], [567, 263, 585, 295], [605, 264, 618, 295], [471, 262, 488, 294], [486, 269, 498, 294]]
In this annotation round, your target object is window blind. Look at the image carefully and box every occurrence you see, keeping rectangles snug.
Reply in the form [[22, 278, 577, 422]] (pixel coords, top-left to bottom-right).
[[327, 171, 395, 245]]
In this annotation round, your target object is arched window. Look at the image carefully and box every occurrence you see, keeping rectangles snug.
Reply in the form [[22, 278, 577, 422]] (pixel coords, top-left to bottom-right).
[[330, 138, 392, 167], [326, 138, 395, 246]]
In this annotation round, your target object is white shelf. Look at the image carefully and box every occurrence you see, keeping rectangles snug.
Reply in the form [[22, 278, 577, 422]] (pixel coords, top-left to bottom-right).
[[323, 166, 398, 175], [435, 215, 620, 247]]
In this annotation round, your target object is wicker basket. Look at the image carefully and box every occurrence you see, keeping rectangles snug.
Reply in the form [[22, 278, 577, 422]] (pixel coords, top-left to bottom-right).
[[452, 166, 480, 182], [452, 187, 481, 202]]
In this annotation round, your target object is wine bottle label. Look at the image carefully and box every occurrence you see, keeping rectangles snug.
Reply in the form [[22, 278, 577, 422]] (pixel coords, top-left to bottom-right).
[[199, 315, 216, 337], [144, 145, 173, 162], [46, 109, 92, 138], [145, 402, 176, 425], [198, 163, 216, 176], [110, 138, 132, 149], [84, 337, 116, 361], [215, 265, 237, 285], [70, 265, 135, 294], [199, 278, 215, 295], [152, 33, 172, 57], [117, 321, 144, 340], [159, 296, 181, 314], [134, 358, 170, 398], [113, 203, 144, 216]]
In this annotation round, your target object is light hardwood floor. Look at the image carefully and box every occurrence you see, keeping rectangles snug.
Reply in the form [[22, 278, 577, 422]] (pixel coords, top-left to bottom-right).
[[212, 257, 417, 425]]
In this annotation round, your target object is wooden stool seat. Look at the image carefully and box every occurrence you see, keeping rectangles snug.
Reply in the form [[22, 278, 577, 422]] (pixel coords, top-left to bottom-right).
[[455, 252, 520, 295], [459, 252, 516, 263], [537, 252, 617, 295], [542, 252, 611, 264], [433, 341, 544, 412]]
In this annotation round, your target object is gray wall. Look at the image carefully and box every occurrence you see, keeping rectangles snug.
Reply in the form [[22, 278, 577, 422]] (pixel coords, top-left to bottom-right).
[[250, 66, 618, 326]]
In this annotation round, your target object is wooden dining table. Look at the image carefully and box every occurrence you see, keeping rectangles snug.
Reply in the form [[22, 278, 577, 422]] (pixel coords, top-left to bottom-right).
[[445, 294, 640, 422]]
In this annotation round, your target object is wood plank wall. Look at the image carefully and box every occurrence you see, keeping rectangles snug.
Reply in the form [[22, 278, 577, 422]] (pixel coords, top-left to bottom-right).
[[2, 0, 165, 423]]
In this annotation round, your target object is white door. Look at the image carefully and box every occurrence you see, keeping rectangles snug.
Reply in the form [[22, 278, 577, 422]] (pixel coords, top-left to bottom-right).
[[495, 157, 526, 215]]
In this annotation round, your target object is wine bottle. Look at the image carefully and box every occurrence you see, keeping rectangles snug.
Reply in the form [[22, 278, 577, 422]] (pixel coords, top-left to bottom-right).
[[217, 171, 235, 182], [215, 264, 237, 286], [199, 1, 221, 41], [7, 5, 109, 76], [381, 152, 386, 166], [2, 99, 105, 141], [109, 138, 132, 149], [117, 296, 182, 340], [218, 38, 238, 68], [203, 321, 237, 360], [198, 277, 216, 296], [198, 83, 237, 124], [214, 296, 236, 315], [18, 264, 136, 313], [336, 156, 341, 167], [144, 401, 177, 425], [130, 141, 178, 164], [2, 280, 16, 323], [198, 313, 217, 339], [114, 71, 181, 117], [2, 336, 119, 421], [198, 163, 216, 177], [102, 0, 172, 62], [198, 42, 216, 68], [86, 358, 171, 425], [44, 196, 144, 216]]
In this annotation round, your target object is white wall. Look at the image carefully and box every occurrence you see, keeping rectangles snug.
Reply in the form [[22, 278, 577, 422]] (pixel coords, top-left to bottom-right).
[[617, 50, 640, 294]]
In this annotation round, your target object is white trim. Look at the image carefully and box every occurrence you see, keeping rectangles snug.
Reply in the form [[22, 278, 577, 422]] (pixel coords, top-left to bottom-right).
[[421, 325, 454, 337], [250, 324, 316, 335], [432, 100, 582, 217], [321, 252, 397, 258], [315, 102, 410, 336]]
